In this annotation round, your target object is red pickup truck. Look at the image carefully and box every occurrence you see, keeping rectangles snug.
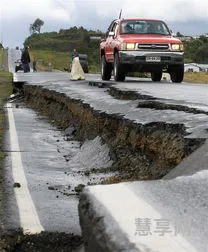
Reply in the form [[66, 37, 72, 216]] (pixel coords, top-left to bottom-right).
[[100, 18, 184, 82]]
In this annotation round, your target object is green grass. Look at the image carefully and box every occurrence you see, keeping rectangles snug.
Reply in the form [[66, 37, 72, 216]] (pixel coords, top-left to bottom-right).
[[184, 72, 208, 84], [0, 49, 2, 66], [30, 49, 101, 73], [30, 49, 70, 71], [0, 71, 13, 228]]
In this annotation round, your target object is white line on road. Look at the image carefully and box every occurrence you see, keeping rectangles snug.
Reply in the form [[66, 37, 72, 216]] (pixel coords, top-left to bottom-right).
[[89, 183, 199, 252], [7, 103, 44, 234]]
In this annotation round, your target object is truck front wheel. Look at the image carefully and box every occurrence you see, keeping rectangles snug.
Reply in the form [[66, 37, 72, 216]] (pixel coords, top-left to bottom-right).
[[169, 65, 184, 83], [101, 55, 112, 80], [114, 53, 125, 81]]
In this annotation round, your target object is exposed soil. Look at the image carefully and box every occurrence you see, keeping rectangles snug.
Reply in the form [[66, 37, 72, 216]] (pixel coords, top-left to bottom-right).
[[23, 84, 205, 181], [0, 229, 83, 252]]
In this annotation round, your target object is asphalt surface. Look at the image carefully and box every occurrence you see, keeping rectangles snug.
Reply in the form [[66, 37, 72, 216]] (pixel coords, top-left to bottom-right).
[[5, 49, 208, 251], [8, 48, 21, 73], [12, 71, 208, 139], [4, 103, 81, 233], [3, 49, 115, 235]]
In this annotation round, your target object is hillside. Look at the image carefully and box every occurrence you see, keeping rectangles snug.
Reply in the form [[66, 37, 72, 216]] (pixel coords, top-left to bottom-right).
[[24, 26, 105, 72]]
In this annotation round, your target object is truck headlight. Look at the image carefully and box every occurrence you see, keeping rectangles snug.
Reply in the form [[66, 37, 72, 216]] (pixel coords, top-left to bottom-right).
[[126, 43, 136, 50], [121, 43, 136, 50], [171, 44, 184, 51]]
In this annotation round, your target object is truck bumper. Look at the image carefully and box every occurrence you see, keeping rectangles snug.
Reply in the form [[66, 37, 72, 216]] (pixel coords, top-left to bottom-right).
[[118, 50, 184, 66]]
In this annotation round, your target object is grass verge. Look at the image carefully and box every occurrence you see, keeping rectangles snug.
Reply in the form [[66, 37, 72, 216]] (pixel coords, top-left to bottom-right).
[[29, 49, 101, 73], [29, 49, 70, 71], [184, 72, 208, 84], [0, 49, 3, 66], [0, 71, 13, 230]]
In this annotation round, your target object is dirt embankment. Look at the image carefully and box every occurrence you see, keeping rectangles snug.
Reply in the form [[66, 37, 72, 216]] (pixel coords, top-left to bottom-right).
[[23, 84, 204, 181], [0, 229, 82, 252]]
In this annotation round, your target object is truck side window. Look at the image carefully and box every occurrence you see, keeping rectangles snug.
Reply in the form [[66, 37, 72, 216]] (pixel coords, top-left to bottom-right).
[[110, 22, 118, 37]]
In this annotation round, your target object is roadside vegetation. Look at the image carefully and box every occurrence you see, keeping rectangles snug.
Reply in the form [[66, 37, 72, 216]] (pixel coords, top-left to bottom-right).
[[25, 26, 103, 73], [184, 35, 208, 63], [0, 49, 3, 66], [0, 71, 13, 231], [184, 72, 208, 84]]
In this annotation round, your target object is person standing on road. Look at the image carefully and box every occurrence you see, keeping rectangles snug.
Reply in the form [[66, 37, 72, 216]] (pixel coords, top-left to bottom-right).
[[21, 46, 31, 72], [70, 49, 85, 80], [72, 48, 79, 60]]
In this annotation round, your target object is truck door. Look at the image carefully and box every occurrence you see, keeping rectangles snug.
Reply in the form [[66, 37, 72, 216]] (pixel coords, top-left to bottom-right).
[[105, 22, 118, 62]]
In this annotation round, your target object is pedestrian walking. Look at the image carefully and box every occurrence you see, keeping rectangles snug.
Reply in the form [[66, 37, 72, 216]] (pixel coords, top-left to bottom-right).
[[21, 46, 31, 72]]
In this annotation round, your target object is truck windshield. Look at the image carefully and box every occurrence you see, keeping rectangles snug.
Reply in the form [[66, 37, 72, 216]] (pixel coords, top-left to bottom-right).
[[120, 20, 170, 35]]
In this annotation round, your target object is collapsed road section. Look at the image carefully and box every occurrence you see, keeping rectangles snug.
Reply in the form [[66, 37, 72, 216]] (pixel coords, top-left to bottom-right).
[[6, 74, 208, 251], [23, 81, 206, 181]]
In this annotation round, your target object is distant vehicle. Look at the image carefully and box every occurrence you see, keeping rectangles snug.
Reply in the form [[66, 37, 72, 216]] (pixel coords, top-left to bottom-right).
[[100, 18, 184, 82], [15, 59, 24, 72], [79, 54, 89, 73]]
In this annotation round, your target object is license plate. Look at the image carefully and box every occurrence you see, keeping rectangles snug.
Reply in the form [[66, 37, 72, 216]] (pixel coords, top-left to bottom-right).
[[146, 56, 161, 62]]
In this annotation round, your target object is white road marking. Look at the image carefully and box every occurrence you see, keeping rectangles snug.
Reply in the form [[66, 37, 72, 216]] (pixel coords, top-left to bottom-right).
[[89, 183, 199, 252], [7, 103, 44, 234]]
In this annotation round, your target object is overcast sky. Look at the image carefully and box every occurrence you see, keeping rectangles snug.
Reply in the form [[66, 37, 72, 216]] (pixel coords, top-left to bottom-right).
[[0, 0, 208, 48]]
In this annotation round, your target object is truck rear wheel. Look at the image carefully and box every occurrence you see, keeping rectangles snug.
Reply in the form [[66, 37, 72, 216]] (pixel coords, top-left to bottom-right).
[[170, 65, 184, 83], [151, 71, 162, 82], [114, 53, 125, 81], [101, 55, 112, 80]]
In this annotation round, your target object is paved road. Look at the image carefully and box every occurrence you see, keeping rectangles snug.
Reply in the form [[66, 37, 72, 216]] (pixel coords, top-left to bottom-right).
[[4, 50, 114, 235], [8, 48, 21, 73], [5, 49, 208, 251], [13, 71, 208, 139]]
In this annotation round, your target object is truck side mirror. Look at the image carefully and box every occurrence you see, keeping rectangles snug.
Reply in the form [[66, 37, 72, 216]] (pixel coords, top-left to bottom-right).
[[170, 29, 176, 37], [109, 31, 115, 37]]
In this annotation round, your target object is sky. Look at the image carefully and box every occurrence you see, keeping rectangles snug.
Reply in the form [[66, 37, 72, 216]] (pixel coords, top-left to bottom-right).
[[0, 0, 208, 48]]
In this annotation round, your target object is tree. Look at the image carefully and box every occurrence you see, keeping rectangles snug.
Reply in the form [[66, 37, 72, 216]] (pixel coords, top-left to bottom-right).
[[176, 31, 184, 37], [184, 36, 208, 63], [30, 18, 44, 34]]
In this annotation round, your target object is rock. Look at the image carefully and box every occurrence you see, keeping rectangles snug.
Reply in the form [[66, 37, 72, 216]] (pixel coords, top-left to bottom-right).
[[48, 186, 55, 190], [64, 123, 77, 136], [84, 171, 90, 176], [13, 182, 21, 188], [74, 184, 85, 193]]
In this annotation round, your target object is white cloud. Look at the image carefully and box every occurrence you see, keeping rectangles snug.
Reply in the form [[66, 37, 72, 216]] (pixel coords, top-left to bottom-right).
[[1, 0, 208, 47], [94, 0, 208, 22], [1, 0, 76, 21], [1, 0, 208, 23]]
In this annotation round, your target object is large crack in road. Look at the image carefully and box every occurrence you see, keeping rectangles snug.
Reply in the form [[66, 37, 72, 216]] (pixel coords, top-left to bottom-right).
[[23, 84, 205, 181], [1, 79, 207, 252]]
